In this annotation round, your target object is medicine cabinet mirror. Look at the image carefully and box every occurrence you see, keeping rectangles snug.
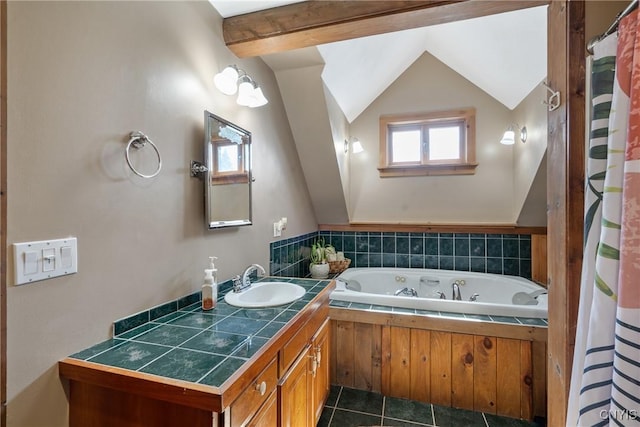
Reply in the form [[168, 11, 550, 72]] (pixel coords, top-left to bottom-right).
[[204, 111, 252, 229]]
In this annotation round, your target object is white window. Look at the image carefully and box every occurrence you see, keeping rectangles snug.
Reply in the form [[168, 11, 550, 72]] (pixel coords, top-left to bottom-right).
[[379, 108, 477, 177]]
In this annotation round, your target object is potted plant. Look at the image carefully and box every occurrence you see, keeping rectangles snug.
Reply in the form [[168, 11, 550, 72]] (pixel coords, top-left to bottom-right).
[[309, 237, 330, 279]]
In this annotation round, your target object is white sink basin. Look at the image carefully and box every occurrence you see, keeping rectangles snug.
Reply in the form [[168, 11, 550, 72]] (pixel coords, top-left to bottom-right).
[[224, 281, 306, 308]]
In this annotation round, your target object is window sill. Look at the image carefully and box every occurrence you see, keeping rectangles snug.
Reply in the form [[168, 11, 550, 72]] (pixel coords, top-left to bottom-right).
[[211, 173, 249, 185], [378, 163, 478, 177]]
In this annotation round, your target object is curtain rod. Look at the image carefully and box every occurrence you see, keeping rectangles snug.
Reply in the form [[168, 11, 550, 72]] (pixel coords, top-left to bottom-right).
[[587, 0, 639, 54]]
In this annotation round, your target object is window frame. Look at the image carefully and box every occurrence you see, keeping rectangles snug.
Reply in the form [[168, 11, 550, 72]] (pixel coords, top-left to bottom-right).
[[378, 108, 478, 177], [210, 138, 249, 185]]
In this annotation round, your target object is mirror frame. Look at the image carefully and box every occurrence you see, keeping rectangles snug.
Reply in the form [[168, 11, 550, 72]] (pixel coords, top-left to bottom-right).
[[204, 111, 252, 229]]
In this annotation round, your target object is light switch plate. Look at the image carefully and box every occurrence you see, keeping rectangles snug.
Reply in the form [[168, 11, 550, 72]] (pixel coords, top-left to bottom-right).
[[13, 237, 78, 285]]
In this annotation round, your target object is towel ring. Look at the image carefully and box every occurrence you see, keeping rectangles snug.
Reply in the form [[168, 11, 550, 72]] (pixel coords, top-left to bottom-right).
[[125, 131, 162, 178]]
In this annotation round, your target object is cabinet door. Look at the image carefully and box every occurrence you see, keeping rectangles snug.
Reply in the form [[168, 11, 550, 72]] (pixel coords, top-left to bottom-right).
[[246, 390, 277, 427], [278, 345, 313, 427], [312, 319, 331, 424]]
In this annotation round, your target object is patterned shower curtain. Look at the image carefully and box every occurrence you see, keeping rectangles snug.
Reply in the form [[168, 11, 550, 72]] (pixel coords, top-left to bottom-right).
[[568, 9, 640, 427]]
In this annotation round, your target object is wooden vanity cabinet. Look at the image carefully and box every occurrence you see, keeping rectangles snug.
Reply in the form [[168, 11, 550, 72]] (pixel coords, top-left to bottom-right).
[[278, 318, 330, 427], [245, 390, 277, 427], [278, 345, 314, 427], [311, 319, 330, 422], [60, 282, 334, 427], [228, 357, 278, 427]]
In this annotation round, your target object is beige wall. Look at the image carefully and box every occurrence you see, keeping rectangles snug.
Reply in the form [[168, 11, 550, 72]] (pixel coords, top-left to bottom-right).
[[349, 51, 516, 224], [6, 2, 317, 426], [275, 65, 349, 224], [513, 84, 548, 226], [585, 1, 629, 43], [323, 84, 351, 218]]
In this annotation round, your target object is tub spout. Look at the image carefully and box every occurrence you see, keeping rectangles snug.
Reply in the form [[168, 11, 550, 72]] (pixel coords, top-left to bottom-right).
[[436, 291, 446, 299], [452, 283, 462, 300]]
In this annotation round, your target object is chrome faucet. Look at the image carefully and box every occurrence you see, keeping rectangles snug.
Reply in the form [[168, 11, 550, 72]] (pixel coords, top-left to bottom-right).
[[452, 283, 462, 300], [394, 287, 418, 297], [234, 264, 266, 292], [469, 293, 480, 302], [435, 291, 446, 299]]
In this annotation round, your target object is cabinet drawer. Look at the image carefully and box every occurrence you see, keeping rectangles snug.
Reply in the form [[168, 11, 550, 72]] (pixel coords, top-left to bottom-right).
[[246, 390, 277, 427], [229, 357, 278, 427]]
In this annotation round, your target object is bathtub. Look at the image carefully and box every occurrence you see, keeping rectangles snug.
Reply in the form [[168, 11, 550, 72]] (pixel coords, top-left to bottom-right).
[[331, 268, 548, 319]]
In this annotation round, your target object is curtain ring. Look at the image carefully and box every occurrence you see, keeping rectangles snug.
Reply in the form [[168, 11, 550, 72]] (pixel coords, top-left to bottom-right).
[[125, 131, 162, 179]]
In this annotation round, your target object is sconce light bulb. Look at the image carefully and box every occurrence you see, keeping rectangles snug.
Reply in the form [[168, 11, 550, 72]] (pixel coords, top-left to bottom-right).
[[214, 66, 239, 95], [352, 138, 364, 154], [236, 80, 255, 106], [500, 130, 515, 145], [249, 86, 268, 108]]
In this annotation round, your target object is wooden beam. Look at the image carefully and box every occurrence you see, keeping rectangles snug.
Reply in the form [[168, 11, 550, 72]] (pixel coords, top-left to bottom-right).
[[546, 1, 585, 426], [223, 0, 550, 58]]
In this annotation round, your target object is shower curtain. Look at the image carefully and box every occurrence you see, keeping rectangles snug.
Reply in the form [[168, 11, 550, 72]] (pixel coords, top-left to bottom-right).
[[568, 8, 640, 427]]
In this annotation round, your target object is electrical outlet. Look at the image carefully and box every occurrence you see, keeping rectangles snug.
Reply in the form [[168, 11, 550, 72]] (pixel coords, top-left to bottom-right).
[[273, 222, 282, 237]]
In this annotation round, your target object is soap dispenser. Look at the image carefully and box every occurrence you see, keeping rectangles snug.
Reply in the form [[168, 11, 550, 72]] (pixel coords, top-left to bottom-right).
[[202, 256, 218, 311]]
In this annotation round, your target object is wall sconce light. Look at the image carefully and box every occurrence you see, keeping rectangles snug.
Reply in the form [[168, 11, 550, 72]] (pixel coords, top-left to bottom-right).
[[500, 124, 527, 145], [214, 65, 268, 108], [344, 137, 364, 154], [352, 138, 364, 154]]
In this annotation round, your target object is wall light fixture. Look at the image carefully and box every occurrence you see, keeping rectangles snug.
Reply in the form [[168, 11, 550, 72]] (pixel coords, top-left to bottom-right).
[[352, 138, 364, 154], [344, 137, 364, 154], [214, 65, 268, 108], [500, 124, 527, 145]]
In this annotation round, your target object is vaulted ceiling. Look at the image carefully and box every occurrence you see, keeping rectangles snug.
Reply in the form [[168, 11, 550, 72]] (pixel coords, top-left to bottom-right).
[[209, 1, 547, 123]]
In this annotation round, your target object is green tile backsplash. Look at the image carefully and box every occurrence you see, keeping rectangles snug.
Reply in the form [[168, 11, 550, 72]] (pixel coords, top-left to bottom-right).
[[270, 231, 532, 279]]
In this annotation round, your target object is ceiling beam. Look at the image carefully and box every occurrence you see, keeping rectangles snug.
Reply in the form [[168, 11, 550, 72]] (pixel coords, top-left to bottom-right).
[[223, 0, 550, 58]]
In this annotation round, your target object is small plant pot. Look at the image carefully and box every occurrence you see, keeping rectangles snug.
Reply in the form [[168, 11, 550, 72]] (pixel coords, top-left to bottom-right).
[[310, 263, 330, 279]]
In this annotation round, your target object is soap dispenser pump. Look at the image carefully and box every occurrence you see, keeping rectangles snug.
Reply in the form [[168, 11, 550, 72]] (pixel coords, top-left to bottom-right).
[[202, 256, 218, 311]]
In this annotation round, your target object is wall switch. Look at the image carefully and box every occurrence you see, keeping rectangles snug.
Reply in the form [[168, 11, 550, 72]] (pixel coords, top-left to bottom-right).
[[13, 237, 78, 285], [24, 251, 38, 275], [42, 248, 56, 272], [61, 246, 73, 268]]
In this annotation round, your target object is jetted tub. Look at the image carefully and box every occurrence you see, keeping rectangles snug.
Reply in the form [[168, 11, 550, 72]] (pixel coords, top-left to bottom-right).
[[331, 268, 548, 319]]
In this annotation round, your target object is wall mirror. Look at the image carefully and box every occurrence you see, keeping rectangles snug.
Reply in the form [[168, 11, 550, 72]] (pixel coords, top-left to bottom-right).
[[204, 111, 252, 229]]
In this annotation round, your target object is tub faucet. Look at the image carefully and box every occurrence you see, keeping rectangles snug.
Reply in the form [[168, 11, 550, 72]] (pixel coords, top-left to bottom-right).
[[452, 283, 462, 300], [436, 291, 446, 299], [235, 264, 266, 292], [394, 287, 418, 297], [469, 293, 479, 302]]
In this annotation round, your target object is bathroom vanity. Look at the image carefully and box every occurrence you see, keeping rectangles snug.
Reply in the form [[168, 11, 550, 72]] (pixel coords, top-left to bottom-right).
[[59, 278, 334, 427]]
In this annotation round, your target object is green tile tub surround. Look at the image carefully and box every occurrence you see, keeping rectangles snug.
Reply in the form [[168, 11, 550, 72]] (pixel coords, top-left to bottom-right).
[[328, 300, 548, 327], [69, 277, 332, 389], [271, 231, 533, 280]]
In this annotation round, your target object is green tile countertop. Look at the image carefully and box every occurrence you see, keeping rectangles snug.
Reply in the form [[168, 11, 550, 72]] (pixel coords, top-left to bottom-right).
[[60, 277, 332, 397]]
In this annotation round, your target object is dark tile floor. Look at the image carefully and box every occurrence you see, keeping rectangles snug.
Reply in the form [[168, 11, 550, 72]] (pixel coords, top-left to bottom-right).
[[318, 386, 545, 427]]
